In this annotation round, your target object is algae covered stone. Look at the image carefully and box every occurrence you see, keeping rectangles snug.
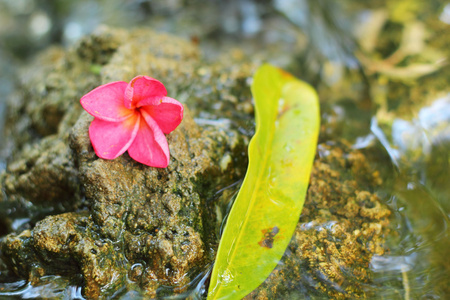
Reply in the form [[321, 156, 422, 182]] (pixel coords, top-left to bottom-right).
[[247, 141, 390, 299], [0, 26, 392, 299], [0, 27, 250, 298]]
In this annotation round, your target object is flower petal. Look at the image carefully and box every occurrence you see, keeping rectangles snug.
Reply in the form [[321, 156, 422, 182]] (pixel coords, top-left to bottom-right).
[[89, 113, 140, 159], [124, 76, 167, 109], [127, 110, 170, 168], [141, 97, 184, 134], [81, 81, 134, 122]]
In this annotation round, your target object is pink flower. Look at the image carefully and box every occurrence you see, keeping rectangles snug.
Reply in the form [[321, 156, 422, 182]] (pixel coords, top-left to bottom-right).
[[80, 75, 184, 168]]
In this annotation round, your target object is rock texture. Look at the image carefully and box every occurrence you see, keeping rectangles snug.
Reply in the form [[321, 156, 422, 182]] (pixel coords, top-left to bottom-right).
[[0, 27, 391, 299], [248, 141, 390, 299], [0, 27, 251, 298]]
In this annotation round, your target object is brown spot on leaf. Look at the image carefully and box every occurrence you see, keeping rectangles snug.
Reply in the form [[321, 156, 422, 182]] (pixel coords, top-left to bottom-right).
[[258, 226, 280, 249]]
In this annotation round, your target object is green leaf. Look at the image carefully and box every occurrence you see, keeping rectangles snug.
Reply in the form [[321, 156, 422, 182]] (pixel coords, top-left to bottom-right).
[[208, 64, 320, 300]]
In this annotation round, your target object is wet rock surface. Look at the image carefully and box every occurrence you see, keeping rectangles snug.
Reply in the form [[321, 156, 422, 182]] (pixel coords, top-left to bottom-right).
[[0, 27, 250, 298], [0, 27, 392, 299], [248, 141, 390, 299]]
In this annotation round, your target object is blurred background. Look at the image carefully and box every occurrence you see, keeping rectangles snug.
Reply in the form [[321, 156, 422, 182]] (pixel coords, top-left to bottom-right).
[[0, 0, 365, 140]]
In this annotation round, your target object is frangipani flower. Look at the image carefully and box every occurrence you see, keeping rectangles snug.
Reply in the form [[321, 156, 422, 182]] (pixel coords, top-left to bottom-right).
[[80, 75, 183, 168]]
